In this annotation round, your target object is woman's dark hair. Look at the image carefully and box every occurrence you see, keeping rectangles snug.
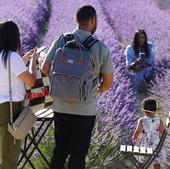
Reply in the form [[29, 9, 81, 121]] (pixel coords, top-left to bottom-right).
[[132, 29, 149, 57], [76, 5, 97, 24], [0, 21, 21, 67], [142, 97, 157, 113]]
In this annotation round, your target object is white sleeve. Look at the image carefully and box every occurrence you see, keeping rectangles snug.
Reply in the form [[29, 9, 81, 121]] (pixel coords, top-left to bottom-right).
[[10, 52, 28, 76]]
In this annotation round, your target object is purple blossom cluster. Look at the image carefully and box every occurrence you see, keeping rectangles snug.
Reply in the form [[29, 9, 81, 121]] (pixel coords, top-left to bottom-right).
[[150, 68, 170, 117], [98, 0, 170, 167], [100, 0, 170, 166], [100, 0, 170, 63], [88, 0, 138, 165], [0, 0, 49, 52]]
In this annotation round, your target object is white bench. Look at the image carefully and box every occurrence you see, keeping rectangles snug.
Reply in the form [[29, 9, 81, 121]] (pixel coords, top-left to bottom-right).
[[120, 145, 153, 155]]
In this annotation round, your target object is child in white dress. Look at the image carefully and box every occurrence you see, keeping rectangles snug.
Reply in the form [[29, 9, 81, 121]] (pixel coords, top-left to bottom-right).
[[132, 98, 165, 169]]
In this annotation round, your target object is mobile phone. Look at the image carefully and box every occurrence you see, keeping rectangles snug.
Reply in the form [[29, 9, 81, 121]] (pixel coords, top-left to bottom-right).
[[37, 46, 46, 54], [139, 52, 145, 59]]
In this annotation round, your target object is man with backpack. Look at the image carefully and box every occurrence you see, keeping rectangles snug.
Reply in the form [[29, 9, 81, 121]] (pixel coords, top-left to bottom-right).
[[42, 5, 113, 169]]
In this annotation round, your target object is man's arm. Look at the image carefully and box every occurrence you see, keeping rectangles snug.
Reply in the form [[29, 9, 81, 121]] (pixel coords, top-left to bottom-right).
[[97, 73, 113, 93], [41, 60, 52, 76], [159, 119, 165, 134], [97, 45, 113, 93], [41, 36, 62, 76]]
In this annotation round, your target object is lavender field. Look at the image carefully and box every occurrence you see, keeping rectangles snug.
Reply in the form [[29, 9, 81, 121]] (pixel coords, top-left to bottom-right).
[[1, 0, 170, 168]]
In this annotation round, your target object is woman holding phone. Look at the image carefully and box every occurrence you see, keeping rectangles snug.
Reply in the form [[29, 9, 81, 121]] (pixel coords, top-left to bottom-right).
[[0, 21, 38, 169], [124, 29, 155, 91]]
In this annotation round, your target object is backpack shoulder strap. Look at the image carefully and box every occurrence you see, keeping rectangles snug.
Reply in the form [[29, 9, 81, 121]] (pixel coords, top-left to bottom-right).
[[83, 35, 99, 50], [63, 33, 75, 44]]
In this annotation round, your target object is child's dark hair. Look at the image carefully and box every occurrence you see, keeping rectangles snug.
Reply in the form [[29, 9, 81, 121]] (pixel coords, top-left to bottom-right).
[[142, 97, 157, 113]]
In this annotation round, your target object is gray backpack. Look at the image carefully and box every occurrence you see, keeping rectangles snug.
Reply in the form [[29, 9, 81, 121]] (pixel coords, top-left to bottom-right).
[[50, 34, 98, 102]]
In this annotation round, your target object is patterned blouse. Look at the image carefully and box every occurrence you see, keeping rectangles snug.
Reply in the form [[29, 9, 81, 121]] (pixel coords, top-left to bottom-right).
[[136, 116, 160, 149], [135, 116, 163, 164]]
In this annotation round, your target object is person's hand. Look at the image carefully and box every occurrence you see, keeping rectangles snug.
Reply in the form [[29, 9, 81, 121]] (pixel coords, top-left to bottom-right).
[[23, 48, 42, 64], [32, 47, 41, 61], [136, 58, 143, 65], [23, 48, 37, 64], [131, 136, 136, 143], [130, 59, 146, 73], [130, 64, 139, 72]]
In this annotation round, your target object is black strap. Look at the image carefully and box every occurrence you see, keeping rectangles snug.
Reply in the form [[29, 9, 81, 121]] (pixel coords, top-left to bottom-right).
[[83, 35, 99, 50], [63, 34, 75, 44], [63, 34, 98, 50]]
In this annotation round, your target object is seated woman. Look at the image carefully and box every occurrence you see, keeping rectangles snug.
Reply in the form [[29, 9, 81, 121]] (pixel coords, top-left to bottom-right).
[[124, 29, 155, 92]]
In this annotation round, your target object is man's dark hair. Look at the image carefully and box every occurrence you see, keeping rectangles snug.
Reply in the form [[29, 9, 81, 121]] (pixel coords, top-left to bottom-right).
[[76, 5, 97, 24], [142, 98, 157, 112]]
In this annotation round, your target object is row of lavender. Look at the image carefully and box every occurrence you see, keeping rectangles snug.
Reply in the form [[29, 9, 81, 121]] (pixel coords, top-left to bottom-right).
[[100, 0, 170, 61], [42, 0, 137, 168], [153, 0, 170, 116], [0, 0, 49, 53], [100, 0, 170, 71], [99, 0, 170, 110], [89, 0, 138, 167], [100, 0, 170, 75], [100, 0, 170, 167]]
